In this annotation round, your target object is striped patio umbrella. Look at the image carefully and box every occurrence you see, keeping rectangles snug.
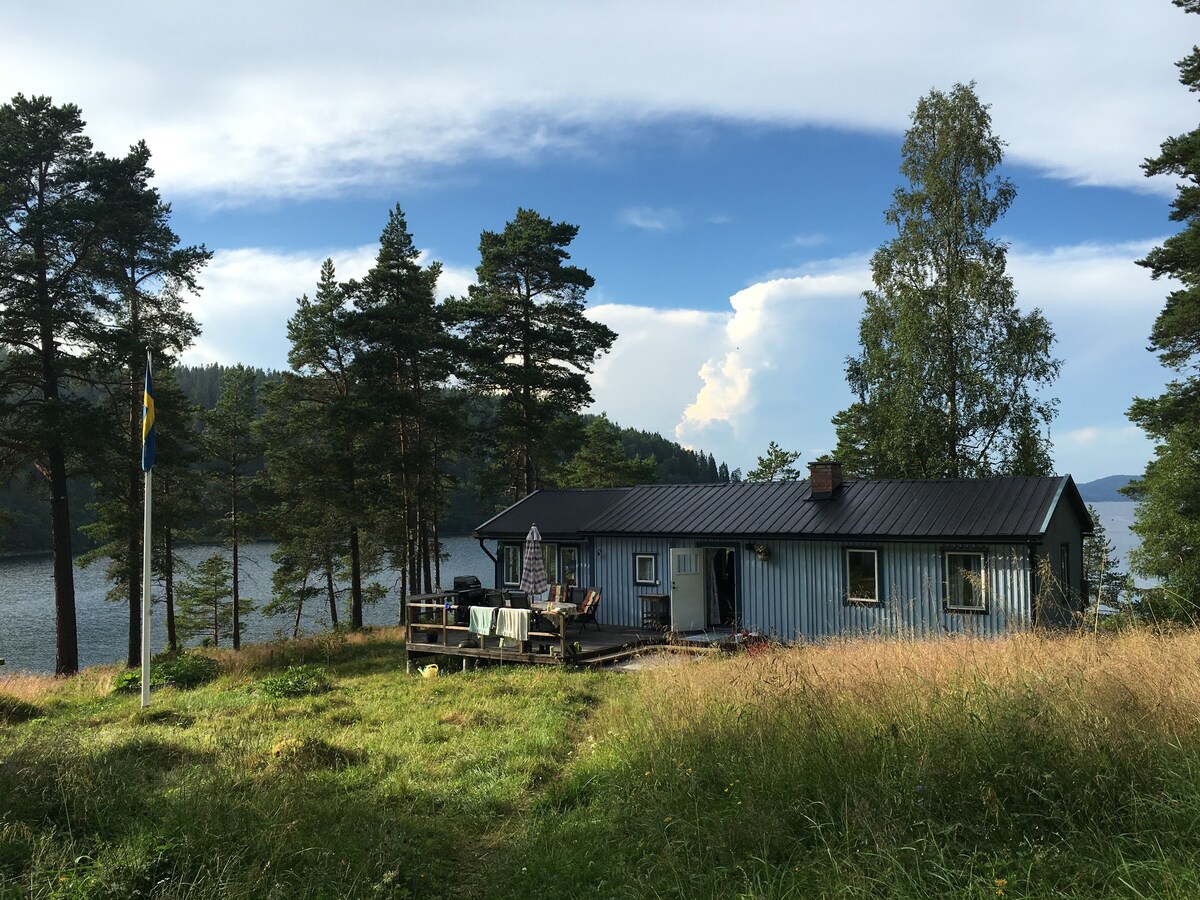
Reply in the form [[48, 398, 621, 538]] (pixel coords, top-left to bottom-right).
[[519, 524, 549, 597]]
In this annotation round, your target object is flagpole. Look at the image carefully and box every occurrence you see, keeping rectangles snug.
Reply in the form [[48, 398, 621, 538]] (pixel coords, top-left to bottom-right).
[[140, 349, 155, 709], [141, 466, 152, 708]]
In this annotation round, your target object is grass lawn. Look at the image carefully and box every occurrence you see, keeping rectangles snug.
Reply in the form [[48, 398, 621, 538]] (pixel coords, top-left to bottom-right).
[[3, 627, 1200, 898]]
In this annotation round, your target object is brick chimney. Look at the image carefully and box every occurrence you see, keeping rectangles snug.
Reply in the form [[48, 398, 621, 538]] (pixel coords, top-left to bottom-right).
[[808, 461, 844, 500]]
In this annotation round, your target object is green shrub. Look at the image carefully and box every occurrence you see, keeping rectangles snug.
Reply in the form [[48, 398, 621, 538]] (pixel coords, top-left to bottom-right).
[[255, 665, 332, 699], [158, 653, 220, 688], [111, 652, 220, 694]]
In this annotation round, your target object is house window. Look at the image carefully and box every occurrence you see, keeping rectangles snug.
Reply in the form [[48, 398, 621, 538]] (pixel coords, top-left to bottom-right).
[[543, 542, 559, 584], [945, 551, 986, 610], [502, 545, 522, 586], [846, 549, 879, 603], [561, 546, 579, 585], [635, 553, 657, 585], [1059, 543, 1070, 591]]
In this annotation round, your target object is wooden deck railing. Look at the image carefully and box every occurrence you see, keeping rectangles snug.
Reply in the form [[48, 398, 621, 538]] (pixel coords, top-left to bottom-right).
[[404, 593, 570, 662]]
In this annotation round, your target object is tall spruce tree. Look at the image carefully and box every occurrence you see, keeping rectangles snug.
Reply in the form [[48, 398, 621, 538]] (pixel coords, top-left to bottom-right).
[[259, 258, 372, 629], [832, 83, 1060, 479], [451, 208, 616, 501], [1124, 0, 1200, 614], [352, 206, 460, 599], [204, 366, 262, 649]]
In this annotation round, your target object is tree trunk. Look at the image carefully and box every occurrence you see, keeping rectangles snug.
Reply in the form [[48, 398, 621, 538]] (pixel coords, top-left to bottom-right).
[[47, 443, 79, 676], [349, 523, 363, 629], [293, 570, 306, 639], [347, 459, 363, 628], [325, 561, 339, 628], [164, 525, 177, 653], [231, 472, 241, 650], [126, 354, 142, 668], [35, 231, 78, 675]]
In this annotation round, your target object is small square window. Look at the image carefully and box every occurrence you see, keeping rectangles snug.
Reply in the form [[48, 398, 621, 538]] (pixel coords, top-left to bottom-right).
[[945, 552, 986, 610], [846, 549, 879, 603], [634, 553, 657, 585]]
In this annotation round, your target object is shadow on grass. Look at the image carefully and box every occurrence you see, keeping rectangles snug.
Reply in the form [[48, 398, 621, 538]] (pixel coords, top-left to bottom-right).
[[0, 722, 500, 899]]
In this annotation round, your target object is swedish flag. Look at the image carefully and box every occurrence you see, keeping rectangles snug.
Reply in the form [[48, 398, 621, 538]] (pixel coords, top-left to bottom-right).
[[141, 353, 156, 472]]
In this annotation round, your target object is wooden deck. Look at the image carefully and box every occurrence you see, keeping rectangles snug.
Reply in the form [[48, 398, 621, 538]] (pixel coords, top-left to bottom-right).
[[403, 594, 685, 670]]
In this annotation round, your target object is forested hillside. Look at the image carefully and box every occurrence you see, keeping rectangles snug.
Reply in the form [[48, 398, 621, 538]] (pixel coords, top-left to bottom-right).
[[0, 363, 730, 553]]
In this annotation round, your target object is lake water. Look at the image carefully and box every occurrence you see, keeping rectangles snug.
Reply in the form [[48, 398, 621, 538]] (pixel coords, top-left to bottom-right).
[[0, 535, 496, 675], [0, 504, 1144, 675]]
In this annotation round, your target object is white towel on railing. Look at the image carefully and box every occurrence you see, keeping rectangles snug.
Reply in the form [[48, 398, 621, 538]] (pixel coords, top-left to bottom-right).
[[494, 607, 530, 641], [469, 606, 496, 636]]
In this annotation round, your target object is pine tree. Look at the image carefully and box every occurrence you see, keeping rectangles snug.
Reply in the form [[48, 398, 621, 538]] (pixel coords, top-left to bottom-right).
[[557, 414, 656, 487], [204, 366, 262, 649], [175, 553, 247, 647], [86, 141, 208, 667], [1124, 0, 1200, 613], [351, 205, 461, 600], [259, 258, 374, 629], [0, 96, 205, 673], [451, 208, 616, 500], [1082, 505, 1127, 612], [746, 441, 803, 482]]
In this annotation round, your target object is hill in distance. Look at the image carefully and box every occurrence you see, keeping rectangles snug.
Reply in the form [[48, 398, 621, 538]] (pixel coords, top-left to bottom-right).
[[1076, 474, 1138, 503]]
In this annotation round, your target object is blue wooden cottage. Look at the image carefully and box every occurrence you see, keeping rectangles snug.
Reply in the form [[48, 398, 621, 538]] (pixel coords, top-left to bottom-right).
[[474, 463, 1094, 640]]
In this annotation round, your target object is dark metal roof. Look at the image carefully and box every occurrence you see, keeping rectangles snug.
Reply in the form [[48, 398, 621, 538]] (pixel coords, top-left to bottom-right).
[[578, 476, 1090, 541], [474, 488, 632, 540], [474, 477, 1091, 542]]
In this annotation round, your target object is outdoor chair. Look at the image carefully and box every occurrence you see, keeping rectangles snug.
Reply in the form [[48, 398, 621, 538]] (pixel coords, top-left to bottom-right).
[[547, 583, 569, 605], [570, 587, 602, 631]]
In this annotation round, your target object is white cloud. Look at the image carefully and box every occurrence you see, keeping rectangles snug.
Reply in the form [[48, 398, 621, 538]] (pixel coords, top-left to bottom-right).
[[788, 233, 827, 248], [588, 241, 1167, 478], [184, 244, 466, 369], [2, 1, 1190, 201], [180, 237, 1167, 481], [587, 303, 729, 435], [621, 207, 683, 231]]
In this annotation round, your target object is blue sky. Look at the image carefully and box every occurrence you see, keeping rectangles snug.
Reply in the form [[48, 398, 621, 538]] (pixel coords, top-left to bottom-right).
[[3, 1, 1194, 482]]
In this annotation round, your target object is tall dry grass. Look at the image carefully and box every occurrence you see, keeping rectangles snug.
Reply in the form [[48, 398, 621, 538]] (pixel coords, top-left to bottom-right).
[[507, 629, 1200, 898], [0, 666, 120, 704]]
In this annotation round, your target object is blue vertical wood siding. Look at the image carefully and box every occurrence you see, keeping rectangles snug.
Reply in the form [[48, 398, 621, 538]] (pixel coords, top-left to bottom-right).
[[591, 535, 1033, 640]]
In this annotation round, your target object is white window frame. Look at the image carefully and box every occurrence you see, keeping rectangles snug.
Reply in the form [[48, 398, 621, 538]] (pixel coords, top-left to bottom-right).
[[560, 546, 580, 586], [945, 551, 987, 611], [845, 548, 880, 604], [502, 545, 522, 586], [543, 542, 559, 584], [634, 553, 658, 586]]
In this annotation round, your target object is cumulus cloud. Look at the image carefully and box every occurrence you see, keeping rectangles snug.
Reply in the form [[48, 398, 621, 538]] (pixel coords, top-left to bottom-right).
[[672, 267, 869, 465], [2, 1, 1190, 201], [585, 241, 1168, 479], [179, 236, 1164, 481]]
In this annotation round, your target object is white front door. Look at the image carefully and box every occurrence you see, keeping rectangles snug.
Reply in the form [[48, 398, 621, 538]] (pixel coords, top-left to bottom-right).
[[670, 548, 706, 631]]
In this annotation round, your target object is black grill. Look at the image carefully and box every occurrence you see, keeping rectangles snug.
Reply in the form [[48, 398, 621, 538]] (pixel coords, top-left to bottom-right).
[[452, 575, 486, 625]]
